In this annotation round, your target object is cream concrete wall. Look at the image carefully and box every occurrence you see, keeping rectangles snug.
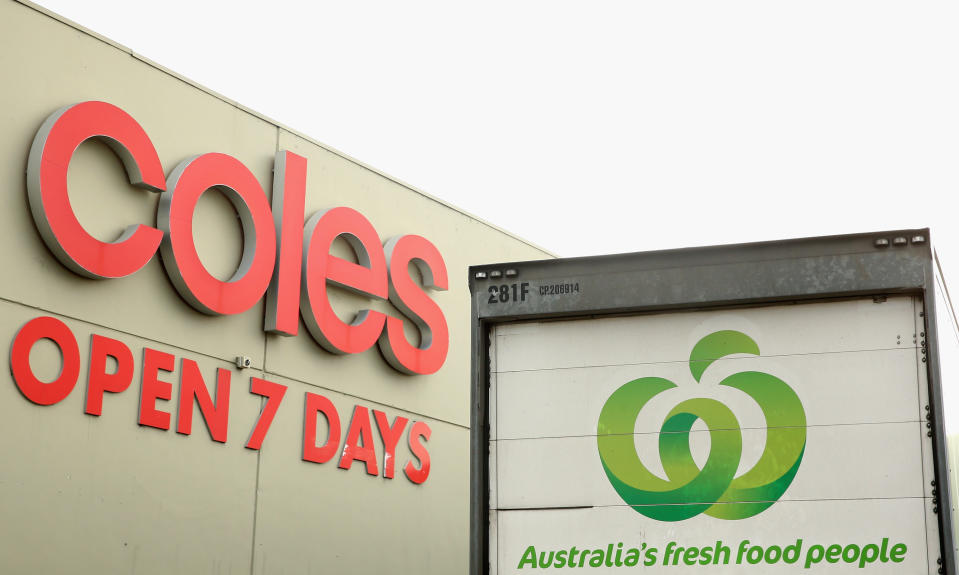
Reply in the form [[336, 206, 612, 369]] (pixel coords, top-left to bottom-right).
[[0, 1, 552, 573]]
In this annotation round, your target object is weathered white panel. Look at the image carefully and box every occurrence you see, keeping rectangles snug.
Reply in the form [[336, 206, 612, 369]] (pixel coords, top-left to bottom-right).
[[496, 422, 925, 509], [490, 296, 937, 575], [494, 297, 915, 373], [495, 348, 921, 440]]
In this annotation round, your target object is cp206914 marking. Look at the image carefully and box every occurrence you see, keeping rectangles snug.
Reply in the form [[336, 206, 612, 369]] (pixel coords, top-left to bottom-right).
[[539, 282, 580, 296]]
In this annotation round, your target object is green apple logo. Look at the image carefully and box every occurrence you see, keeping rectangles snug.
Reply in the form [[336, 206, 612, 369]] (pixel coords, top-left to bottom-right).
[[597, 330, 806, 522]]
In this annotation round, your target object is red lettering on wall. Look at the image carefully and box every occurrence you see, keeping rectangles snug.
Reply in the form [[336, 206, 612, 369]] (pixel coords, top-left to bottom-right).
[[85, 334, 134, 416], [26, 101, 165, 278], [138, 348, 175, 430], [246, 377, 288, 450], [404, 420, 432, 484], [7, 316, 435, 484], [301, 207, 388, 355], [27, 102, 451, 376], [176, 359, 231, 443], [379, 235, 449, 375], [157, 153, 277, 315], [10, 316, 81, 405], [373, 409, 409, 479], [303, 392, 341, 463], [265, 151, 307, 336], [338, 405, 379, 476]]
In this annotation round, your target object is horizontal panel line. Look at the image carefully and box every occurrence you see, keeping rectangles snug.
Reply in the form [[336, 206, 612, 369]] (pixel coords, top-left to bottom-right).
[[496, 505, 594, 512], [0, 295, 241, 366], [494, 496, 931, 512], [492, 346, 918, 375], [493, 419, 919, 442]]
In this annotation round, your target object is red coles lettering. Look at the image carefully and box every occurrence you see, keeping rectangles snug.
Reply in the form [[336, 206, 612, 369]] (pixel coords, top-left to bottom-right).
[[27, 102, 449, 376]]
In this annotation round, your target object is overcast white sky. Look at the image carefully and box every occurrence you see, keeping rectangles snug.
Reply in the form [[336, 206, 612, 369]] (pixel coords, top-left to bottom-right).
[[31, 0, 959, 276]]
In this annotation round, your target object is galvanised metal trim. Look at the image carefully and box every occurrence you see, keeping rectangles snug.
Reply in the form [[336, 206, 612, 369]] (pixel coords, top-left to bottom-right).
[[470, 229, 931, 322], [923, 257, 955, 575]]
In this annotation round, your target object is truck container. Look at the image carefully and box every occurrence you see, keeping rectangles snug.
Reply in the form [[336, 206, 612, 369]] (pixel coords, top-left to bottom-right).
[[470, 229, 959, 574]]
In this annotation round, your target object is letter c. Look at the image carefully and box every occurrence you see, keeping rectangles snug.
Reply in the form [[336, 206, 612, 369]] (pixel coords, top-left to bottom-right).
[[26, 101, 165, 278]]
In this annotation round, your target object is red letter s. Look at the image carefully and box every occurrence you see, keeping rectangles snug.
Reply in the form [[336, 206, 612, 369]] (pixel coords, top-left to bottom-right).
[[378, 235, 448, 375], [404, 420, 431, 484]]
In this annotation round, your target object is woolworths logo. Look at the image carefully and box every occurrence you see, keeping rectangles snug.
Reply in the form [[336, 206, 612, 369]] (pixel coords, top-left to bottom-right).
[[597, 330, 806, 521]]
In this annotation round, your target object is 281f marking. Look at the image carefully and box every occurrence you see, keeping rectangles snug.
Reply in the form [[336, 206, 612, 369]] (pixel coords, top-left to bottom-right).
[[488, 282, 530, 304]]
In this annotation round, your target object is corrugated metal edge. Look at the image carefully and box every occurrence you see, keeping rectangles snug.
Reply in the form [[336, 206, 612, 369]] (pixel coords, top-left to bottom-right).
[[13, 0, 556, 259]]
